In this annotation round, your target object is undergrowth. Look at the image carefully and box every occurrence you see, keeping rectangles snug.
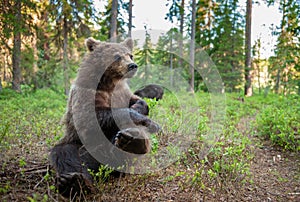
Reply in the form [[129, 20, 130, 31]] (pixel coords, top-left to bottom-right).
[[0, 89, 299, 201]]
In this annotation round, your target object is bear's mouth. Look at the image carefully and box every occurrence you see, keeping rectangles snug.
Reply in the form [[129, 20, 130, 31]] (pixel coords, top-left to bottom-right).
[[125, 68, 138, 78]]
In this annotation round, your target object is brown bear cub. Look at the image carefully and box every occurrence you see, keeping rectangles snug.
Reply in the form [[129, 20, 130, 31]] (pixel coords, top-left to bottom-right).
[[50, 38, 160, 198], [134, 84, 164, 101]]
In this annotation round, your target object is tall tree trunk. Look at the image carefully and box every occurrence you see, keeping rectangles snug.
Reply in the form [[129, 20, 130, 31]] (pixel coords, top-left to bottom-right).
[[189, 0, 196, 93], [257, 64, 261, 94], [12, 0, 22, 92], [128, 0, 133, 38], [170, 30, 173, 87], [63, 16, 69, 96], [110, 0, 118, 42], [275, 68, 280, 94], [274, 0, 287, 94], [178, 0, 184, 67], [244, 0, 252, 96]]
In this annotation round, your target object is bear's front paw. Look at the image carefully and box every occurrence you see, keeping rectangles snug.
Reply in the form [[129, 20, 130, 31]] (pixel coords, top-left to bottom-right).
[[139, 119, 161, 134], [56, 172, 94, 198], [114, 128, 150, 154], [130, 99, 149, 115], [147, 120, 162, 134]]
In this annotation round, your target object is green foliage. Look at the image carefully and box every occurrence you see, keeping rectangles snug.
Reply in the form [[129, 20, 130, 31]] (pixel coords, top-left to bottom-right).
[[0, 88, 65, 151], [255, 95, 300, 151], [0, 85, 299, 199], [267, 0, 300, 94], [211, 0, 245, 92], [96, 0, 128, 40], [89, 165, 115, 192], [27, 193, 48, 202]]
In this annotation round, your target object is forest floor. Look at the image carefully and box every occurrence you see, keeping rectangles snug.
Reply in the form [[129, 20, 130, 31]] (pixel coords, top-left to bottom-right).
[[0, 91, 299, 202], [1, 116, 299, 202]]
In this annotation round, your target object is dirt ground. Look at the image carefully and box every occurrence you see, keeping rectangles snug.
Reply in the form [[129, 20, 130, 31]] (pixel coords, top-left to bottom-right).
[[1, 117, 299, 202]]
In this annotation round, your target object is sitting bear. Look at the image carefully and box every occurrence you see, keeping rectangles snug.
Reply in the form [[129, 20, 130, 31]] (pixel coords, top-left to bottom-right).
[[134, 84, 164, 101], [49, 38, 160, 198]]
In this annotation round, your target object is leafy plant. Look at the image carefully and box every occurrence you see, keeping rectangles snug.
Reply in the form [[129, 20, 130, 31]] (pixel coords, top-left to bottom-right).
[[255, 96, 300, 151]]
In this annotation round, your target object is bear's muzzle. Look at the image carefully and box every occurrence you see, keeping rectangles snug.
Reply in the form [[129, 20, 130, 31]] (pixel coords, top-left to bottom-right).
[[128, 63, 138, 71]]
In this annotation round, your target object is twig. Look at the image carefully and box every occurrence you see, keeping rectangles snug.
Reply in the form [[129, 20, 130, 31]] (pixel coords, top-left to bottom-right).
[[17, 165, 49, 174]]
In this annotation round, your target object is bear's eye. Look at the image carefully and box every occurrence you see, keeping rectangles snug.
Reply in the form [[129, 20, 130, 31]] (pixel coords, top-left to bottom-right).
[[129, 54, 133, 60], [114, 54, 122, 61]]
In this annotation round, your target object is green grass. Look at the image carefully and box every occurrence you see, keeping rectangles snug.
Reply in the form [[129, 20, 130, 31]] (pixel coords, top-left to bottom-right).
[[0, 88, 299, 200], [0, 88, 65, 155], [253, 94, 300, 151]]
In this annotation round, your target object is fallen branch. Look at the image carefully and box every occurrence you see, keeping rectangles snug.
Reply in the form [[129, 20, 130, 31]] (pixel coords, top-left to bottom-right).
[[17, 164, 49, 174]]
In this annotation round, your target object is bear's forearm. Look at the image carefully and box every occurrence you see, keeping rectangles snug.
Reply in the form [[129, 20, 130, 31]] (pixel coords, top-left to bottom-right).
[[95, 108, 148, 129]]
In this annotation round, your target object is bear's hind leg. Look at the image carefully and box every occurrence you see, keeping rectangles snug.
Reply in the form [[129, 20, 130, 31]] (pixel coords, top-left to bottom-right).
[[50, 143, 94, 198]]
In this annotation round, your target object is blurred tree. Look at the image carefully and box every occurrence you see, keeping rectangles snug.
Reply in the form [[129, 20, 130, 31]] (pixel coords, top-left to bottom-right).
[[195, 0, 215, 52], [211, 0, 245, 92], [267, 0, 300, 94], [48, 0, 95, 95], [194, 0, 216, 91], [244, 0, 253, 96], [128, 0, 133, 37], [98, 0, 129, 41], [110, 0, 118, 42], [189, 0, 196, 93], [0, 0, 37, 92], [134, 25, 154, 84], [12, 0, 22, 92], [252, 38, 263, 94], [165, 0, 185, 67]]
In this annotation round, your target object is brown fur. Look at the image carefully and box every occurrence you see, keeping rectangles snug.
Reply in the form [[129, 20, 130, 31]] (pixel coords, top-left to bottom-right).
[[49, 38, 160, 198], [134, 84, 164, 100]]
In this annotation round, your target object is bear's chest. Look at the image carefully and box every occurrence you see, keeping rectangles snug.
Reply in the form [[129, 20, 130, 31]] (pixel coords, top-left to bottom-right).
[[95, 84, 132, 109]]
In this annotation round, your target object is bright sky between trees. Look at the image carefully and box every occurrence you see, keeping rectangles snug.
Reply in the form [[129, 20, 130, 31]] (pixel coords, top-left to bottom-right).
[[96, 0, 281, 58]]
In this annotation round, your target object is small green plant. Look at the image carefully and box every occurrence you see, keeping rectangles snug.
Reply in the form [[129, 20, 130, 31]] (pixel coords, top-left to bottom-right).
[[89, 165, 114, 185], [0, 182, 11, 194], [150, 134, 159, 154], [27, 194, 48, 202], [19, 157, 27, 167]]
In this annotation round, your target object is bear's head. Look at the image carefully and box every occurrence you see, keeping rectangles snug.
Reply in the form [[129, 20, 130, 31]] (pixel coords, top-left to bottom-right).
[[75, 38, 138, 90], [86, 38, 137, 79]]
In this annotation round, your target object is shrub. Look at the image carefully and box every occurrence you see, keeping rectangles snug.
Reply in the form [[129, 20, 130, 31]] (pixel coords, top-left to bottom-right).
[[255, 95, 300, 151]]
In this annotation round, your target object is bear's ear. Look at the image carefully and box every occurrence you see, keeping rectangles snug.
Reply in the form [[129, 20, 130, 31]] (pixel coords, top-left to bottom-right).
[[85, 37, 100, 52], [122, 38, 133, 52]]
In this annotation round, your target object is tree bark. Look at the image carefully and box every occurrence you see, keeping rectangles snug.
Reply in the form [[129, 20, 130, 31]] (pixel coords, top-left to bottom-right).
[[275, 68, 280, 94], [12, 0, 22, 92], [170, 30, 173, 87], [128, 0, 133, 38], [274, 0, 287, 94], [189, 0, 196, 93], [178, 0, 184, 67], [244, 0, 252, 96], [63, 16, 69, 96], [110, 0, 118, 42]]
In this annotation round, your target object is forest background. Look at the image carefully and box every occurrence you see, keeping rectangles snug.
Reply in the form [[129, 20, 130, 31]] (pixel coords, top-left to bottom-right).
[[0, 0, 299, 201], [0, 0, 299, 95]]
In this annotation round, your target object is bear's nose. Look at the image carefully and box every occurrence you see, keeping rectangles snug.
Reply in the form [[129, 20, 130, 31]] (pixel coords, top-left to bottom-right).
[[128, 63, 138, 71]]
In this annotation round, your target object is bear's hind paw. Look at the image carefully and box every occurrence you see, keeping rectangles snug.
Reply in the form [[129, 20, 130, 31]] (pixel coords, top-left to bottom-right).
[[56, 172, 94, 198]]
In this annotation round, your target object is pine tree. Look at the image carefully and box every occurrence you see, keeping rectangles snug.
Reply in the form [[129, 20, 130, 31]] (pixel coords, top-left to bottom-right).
[[211, 0, 245, 92], [48, 0, 96, 95], [134, 26, 154, 85], [98, 0, 128, 41], [244, 0, 253, 96], [267, 0, 300, 94], [0, 0, 37, 92]]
